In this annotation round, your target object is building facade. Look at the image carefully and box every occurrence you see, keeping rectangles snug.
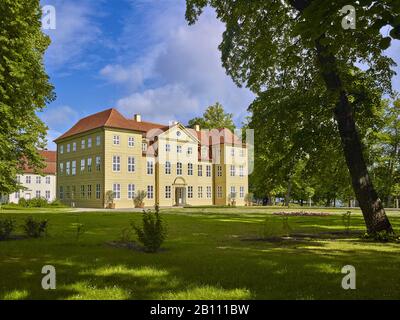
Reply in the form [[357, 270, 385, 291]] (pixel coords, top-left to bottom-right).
[[9, 150, 57, 203], [54, 108, 249, 208]]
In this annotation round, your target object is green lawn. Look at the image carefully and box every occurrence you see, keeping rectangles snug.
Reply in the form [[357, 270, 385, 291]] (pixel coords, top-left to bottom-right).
[[1, 206, 400, 300]]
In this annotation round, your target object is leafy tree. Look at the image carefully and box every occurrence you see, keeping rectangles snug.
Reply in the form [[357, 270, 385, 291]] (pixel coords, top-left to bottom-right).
[[369, 96, 400, 207], [188, 102, 235, 131], [185, 0, 400, 234], [0, 0, 55, 195]]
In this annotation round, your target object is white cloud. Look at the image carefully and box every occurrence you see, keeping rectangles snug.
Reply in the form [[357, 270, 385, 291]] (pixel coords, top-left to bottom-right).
[[100, 3, 254, 126], [42, 0, 102, 71], [117, 84, 200, 123]]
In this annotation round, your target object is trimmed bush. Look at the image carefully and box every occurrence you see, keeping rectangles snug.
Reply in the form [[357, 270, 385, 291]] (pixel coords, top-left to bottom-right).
[[132, 205, 167, 253], [23, 216, 48, 238], [0, 219, 16, 240]]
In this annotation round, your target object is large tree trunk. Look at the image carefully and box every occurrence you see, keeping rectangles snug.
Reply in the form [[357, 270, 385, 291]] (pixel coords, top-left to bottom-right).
[[315, 37, 393, 234]]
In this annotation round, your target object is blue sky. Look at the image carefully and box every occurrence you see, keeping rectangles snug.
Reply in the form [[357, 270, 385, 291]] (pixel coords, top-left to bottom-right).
[[39, 0, 400, 150]]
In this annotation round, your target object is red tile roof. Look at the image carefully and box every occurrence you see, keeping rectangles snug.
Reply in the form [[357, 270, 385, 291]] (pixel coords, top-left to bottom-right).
[[23, 150, 57, 175], [54, 108, 168, 142]]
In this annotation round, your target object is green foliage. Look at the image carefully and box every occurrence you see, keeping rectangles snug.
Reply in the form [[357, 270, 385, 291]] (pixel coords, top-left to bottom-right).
[[244, 192, 254, 205], [18, 197, 49, 208], [188, 102, 235, 131], [23, 216, 48, 238], [119, 227, 133, 243], [0, 0, 55, 195], [0, 218, 16, 240], [362, 230, 399, 243], [133, 190, 147, 208], [132, 206, 167, 253]]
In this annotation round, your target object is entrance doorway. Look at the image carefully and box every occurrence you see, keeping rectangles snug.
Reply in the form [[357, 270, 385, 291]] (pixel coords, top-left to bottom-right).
[[175, 187, 186, 206]]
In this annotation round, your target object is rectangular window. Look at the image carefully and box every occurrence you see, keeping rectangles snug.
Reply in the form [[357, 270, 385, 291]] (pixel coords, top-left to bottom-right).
[[87, 185, 92, 199], [128, 136, 135, 147], [187, 147, 193, 155], [165, 144, 171, 152], [206, 165, 211, 177], [80, 159, 85, 173], [15, 192, 20, 199], [188, 163, 193, 175], [36, 176, 41, 184], [36, 190, 41, 198], [60, 145, 64, 154], [60, 163, 64, 175], [177, 162, 182, 175], [240, 186, 245, 198], [230, 186, 236, 198], [73, 142, 77, 152], [142, 142, 147, 152], [81, 139, 85, 149], [217, 165, 223, 177], [88, 138, 92, 148], [113, 184, 121, 199], [72, 161, 76, 176], [147, 160, 154, 175], [67, 144, 71, 153], [198, 186, 203, 198], [198, 165, 203, 177], [240, 148, 245, 157], [128, 184, 135, 199], [165, 186, 171, 199], [80, 185, 85, 199], [71, 186, 76, 200], [239, 165, 244, 177], [147, 185, 154, 199], [16, 176, 21, 183], [230, 165, 236, 177], [217, 186, 223, 198], [231, 148, 235, 157], [96, 135, 101, 146], [88, 157, 92, 172], [207, 186, 212, 199], [46, 176, 51, 184], [112, 156, 121, 172], [127, 156, 135, 172], [66, 162, 70, 176], [188, 186, 193, 199], [113, 135, 120, 145], [59, 186, 64, 200], [96, 156, 101, 171], [165, 161, 171, 175], [45, 190, 51, 200], [96, 184, 101, 199], [177, 145, 182, 153]]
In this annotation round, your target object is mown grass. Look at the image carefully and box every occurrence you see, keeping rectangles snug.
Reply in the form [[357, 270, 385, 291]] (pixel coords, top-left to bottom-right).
[[0, 206, 400, 300]]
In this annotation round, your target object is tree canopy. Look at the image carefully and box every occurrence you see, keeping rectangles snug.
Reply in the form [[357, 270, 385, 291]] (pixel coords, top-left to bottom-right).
[[0, 0, 55, 195], [185, 0, 400, 234], [188, 102, 236, 131]]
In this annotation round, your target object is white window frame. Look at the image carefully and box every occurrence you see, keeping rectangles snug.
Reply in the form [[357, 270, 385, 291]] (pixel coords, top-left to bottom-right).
[[165, 161, 171, 175], [206, 165, 211, 177], [113, 135, 120, 145], [188, 163, 193, 175], [112, 156, 121, 172], [188, 186, 193, 199], [113, 183, 121, 199], [165, 186, 171, 199], [128, 136, 135, 147], [147, 160, 154, 175], [177, 162, 183, 175], [147, 185, 154, 199], [128, 184, 136, 199], [128, 156, 135, 173]]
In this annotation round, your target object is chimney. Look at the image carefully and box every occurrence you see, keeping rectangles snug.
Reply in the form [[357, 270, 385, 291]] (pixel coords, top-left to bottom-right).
[[134, 114, 141, 122], [195, 124, 200, 132]]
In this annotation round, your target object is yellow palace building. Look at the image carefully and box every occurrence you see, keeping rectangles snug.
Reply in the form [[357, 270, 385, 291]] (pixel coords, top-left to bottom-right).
[[54, 108, 249, 208]]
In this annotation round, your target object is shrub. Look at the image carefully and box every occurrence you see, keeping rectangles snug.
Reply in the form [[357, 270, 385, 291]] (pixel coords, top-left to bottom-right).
[[132, 205, 167, 253], [105, 190, 115, 208], [27, 197, 49, 208], [50, 199, 65, 207], [244, 193, 254, 206], [134, 190, 147, 208], [362, 231, 399, 243], [342, 211, 351, 234], [0, 219, 16, 240], [23, 216, 48, 238], [18, 198, 28, 207]]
